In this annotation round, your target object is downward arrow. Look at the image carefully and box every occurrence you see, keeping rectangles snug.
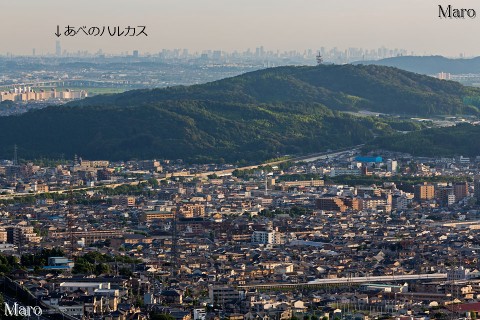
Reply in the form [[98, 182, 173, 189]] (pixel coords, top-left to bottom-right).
[[55, 25, 61, 37]]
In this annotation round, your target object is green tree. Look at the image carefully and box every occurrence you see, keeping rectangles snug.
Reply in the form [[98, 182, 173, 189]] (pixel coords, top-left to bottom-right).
[[95, 263, 111, 275], [119, 267, 133, 277], [150, 313, 175, 320], [148, 178, 159, 188]]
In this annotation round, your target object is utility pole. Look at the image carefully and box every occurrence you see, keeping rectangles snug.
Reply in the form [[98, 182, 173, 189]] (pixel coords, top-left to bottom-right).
[[13, 144, 18, 166], [265, 174, 268, 196], [171, 209, 178, 279], [67, 187, 75, 261]]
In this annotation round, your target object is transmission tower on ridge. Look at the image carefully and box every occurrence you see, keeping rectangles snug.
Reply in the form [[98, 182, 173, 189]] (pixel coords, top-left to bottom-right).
[[316, 52, 323, 65]]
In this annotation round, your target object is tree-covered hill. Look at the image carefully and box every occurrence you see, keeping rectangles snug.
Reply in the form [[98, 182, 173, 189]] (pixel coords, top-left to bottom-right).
[[71, 64, 480, 116], [0, 64, 479, 162], [0, 101, 406, 163], [366, 123, 480, 157]]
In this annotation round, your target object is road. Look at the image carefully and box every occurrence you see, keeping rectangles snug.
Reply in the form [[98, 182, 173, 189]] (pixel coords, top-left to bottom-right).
[[0, 144, 363, 200], [195, 144, 363, 178], [0, 180, 146, 200]]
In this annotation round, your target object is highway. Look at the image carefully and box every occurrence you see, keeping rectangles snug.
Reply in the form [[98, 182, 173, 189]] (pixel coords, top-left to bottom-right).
[[0, 180, 146, 201], [0, 144, 363, 200], [195, 145, 363, 178]]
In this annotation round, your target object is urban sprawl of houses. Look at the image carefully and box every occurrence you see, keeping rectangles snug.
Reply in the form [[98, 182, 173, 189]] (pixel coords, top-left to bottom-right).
[[3, 150, 480, 320]]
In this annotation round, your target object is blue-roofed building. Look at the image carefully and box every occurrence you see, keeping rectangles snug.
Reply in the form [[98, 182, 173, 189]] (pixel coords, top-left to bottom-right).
[[43, 265, 73, 271], [355, 156, 383, 163], [43, 256, 74, 271]]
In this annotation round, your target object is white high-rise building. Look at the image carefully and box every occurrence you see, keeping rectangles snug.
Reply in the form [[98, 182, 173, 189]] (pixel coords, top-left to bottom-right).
[[387, 159, 398, 174], [251, 230, 283, 244]]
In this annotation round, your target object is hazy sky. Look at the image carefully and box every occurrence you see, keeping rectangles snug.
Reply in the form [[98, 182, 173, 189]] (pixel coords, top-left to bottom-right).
[[1, 0, 479, 56]]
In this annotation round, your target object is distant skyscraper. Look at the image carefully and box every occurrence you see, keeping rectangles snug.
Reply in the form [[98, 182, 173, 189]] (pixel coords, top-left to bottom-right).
[[133, 50, 139, 58], [32, 48, 35, 56], [55, 41, 61, 56]]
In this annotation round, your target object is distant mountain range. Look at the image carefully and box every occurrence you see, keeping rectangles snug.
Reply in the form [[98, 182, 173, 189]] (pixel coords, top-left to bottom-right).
[[1, 64, 479, 162], [355, 56, 480, 75]]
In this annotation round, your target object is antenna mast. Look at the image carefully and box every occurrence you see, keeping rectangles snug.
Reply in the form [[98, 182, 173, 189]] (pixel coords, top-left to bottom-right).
[[316, 52, 323, 65]]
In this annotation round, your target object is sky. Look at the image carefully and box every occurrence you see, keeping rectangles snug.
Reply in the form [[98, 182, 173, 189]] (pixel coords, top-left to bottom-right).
[[1, 0, 479, 57]]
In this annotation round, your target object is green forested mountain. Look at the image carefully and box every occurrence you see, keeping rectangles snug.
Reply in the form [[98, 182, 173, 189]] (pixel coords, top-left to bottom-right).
[[366, 123, 480, 157], [0, 64, 479, 162], [72, 64, 480, 116], [0, 101, 405, 163]]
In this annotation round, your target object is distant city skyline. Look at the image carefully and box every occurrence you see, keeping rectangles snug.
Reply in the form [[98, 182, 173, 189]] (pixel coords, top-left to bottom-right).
[[1, 0, 480, 57], [2, 43, 412, 60]]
